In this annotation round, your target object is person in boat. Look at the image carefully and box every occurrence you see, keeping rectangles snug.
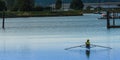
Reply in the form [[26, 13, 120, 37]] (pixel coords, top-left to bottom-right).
[[85, 39, 90, 49]]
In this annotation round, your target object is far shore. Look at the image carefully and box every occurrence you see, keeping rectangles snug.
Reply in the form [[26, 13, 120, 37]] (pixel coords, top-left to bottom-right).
[[0, 14, 83, 18], [0, 10, 120, 18]]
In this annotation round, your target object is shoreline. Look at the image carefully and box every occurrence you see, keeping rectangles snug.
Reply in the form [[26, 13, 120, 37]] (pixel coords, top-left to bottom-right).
[[0, 11, 83, 18], [0, 14, 83, 18]]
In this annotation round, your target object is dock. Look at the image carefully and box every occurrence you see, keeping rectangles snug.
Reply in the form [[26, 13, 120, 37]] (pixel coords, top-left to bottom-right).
[[106, 11, 120, 28]]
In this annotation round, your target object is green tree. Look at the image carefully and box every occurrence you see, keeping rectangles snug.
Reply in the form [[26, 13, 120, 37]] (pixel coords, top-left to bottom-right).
[[3, 0, 15, 10], [33, 6, 44, 11], [86, 6, 92, 10], [70, 0, 84, 10], [95, 6, 102, 11], [14, 0, 34, 11], [0, 0, 7, 11], [118, 4, 120, 6], [55, 0, 62, 9]]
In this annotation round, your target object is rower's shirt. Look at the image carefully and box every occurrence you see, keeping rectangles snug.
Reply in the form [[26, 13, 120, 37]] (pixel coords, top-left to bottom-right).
[[86, 42, 90, 46]]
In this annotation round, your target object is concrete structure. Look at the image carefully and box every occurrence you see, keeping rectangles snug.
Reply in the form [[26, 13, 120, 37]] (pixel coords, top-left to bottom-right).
[[49, 2, 120, 11], [84, 2, 120, 10]]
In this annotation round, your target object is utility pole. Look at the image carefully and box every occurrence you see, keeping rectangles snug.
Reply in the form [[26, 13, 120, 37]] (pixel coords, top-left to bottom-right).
[[107, 11, 110, 28], [2, 10, 5, 29], [112, 11, 115, 26]]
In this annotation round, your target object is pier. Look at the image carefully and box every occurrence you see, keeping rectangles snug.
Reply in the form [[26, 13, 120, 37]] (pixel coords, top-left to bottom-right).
[[106, 11, 120, 29]]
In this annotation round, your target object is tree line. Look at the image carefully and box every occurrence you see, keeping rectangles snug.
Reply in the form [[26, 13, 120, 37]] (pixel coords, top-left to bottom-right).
[[0, 0, 7, 11], [0, 0, 84, 11]]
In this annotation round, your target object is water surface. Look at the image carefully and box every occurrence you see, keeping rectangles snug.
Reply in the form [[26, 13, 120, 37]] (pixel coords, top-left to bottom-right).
[[0, 14, 120, 60]]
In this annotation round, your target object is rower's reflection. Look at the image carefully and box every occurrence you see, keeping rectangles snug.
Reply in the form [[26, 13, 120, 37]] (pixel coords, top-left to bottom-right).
[[86, 50, 90, 58]]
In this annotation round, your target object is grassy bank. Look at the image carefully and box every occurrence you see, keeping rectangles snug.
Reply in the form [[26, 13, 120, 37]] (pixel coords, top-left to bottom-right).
[[0, 10, 83, 18]]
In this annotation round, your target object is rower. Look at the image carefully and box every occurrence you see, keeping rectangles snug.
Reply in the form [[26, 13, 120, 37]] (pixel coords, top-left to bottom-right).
[[85, 39, 90, 49]]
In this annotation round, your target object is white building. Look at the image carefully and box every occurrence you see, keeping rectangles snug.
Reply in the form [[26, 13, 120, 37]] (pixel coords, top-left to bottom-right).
[[49, 3, 71, 11]]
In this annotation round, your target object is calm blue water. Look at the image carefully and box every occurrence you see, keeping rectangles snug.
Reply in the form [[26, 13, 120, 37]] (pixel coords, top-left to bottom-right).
[[0, 14, 120, 60]]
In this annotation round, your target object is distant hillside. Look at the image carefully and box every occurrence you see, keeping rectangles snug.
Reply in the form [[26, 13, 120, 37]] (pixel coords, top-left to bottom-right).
[[35, 0, 120, 6]]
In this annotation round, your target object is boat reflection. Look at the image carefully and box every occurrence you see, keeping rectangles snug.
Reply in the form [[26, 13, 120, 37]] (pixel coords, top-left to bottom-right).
[[86, 49, 90, 58]]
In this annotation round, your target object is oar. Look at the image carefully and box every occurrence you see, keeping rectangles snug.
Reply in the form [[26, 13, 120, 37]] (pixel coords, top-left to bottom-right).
[[65, 46, 80, 50], [65, 45, 85, 50], [65, 44, 112, 50], [91, 44, 112, 49]]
